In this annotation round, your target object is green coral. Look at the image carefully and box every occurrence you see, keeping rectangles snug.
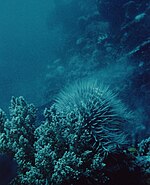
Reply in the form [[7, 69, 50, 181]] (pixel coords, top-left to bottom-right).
[[136, 137, 150, 176], [33, 105, 107, 184], [0, 97, 36, 184], [0, 82, 145, 185], [32, 78, 134, 184]]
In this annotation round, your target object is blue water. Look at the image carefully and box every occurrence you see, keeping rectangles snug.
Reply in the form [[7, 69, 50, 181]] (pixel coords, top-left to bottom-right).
[[0, 1, 149, 184], [0, 0, 149, 133], [0, 0, 57, 110]]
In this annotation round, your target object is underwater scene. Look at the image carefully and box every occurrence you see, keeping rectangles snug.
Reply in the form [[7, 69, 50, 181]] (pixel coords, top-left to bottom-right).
[[0, 0, 149, 184]]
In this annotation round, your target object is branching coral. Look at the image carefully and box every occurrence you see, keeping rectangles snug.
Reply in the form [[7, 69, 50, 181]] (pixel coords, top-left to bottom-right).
[[136, 137, 150, 180], [0, 86, 147, 185], [33, 105, 107, 185], [0, 97, 36, 184], [29, 80, 133, 184]]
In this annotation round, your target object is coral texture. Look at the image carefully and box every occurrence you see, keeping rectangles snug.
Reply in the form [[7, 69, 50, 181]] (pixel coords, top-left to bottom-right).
[[0, 92, 148, 185], [0, 97, 36, 184], [136, 137, 150, 176]]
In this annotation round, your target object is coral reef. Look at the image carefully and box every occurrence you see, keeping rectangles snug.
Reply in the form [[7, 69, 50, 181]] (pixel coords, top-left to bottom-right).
[[33, 102, 107, 184], [0, 92, 149, 184], [0, 0, 149, 184], [0, 97, 36, 184]]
